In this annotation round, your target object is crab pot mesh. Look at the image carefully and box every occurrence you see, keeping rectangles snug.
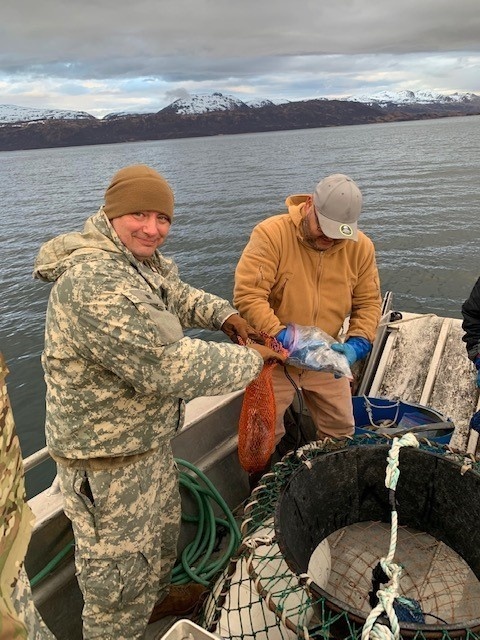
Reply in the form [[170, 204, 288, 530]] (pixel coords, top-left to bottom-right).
[[200, 434, 480, 640]]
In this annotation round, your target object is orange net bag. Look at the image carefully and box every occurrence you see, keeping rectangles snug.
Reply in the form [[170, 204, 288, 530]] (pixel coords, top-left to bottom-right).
[[237, 334, 288, 474]]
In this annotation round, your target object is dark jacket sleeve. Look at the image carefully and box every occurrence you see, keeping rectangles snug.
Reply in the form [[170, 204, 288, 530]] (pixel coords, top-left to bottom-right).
[[461, 277, 480, 359]]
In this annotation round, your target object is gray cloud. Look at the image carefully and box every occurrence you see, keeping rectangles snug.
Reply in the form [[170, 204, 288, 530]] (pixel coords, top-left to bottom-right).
[[1, 0, 479, 116]]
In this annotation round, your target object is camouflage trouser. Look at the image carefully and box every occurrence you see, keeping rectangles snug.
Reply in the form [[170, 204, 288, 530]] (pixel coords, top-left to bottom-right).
[[57, 444, 181, 640], [8, 564, 57, 640]]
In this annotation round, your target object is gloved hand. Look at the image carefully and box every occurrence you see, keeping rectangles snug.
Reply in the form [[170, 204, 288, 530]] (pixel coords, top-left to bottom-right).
[[275, 325, 298, 350], [331, 336, 371, 367], [276, 324, 352, 377], [221, 314, 265, 345], [474, 356, 480, 388], [247, 343, 287, 365]]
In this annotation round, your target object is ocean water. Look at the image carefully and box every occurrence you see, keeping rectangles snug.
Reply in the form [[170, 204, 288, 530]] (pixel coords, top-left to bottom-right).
[[2, 115, 480, 496]]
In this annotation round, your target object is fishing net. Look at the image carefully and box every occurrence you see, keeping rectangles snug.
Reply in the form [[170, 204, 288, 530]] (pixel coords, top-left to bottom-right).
[[237, 335, 288, 474], [199, 433, 480, 639]]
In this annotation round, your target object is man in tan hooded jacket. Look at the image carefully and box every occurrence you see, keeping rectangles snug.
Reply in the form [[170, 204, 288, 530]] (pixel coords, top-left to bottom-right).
[[234, 174, 381, 453]]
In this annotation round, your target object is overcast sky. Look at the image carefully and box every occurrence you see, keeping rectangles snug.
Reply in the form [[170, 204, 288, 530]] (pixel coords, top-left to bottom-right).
[[1, 0, 480, 118]]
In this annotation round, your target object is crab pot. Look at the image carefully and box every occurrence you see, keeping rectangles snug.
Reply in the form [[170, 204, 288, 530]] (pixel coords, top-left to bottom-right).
[[274, 445, 480, 639]]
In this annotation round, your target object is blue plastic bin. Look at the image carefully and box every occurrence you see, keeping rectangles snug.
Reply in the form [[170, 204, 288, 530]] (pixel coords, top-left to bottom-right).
[[352, 396, 454, 445]]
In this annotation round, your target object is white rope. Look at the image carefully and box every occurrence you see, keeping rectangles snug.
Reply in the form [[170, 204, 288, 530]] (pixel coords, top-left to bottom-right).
[[385, 433, 419, 491], [364, 395, 400, 430], [244, 533, 274, 550], [362, 433, 419, 640]]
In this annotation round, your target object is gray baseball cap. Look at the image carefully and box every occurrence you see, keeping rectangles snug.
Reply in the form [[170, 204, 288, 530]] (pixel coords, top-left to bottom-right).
[[313, 174, 362, 241]]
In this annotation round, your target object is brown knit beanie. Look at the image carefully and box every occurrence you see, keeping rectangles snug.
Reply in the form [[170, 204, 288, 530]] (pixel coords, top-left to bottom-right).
[[104, 164, 174, 220]]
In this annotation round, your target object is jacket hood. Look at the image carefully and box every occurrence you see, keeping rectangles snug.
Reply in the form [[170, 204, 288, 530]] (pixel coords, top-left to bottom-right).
[[34, 208, 133, 283], [285, 193, 309, 225], [285, 193, 309, 208], [284, 193, 351, 254]]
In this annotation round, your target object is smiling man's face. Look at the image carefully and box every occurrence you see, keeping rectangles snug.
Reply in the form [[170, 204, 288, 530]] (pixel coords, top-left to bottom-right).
[[111, 210, 171, 261]]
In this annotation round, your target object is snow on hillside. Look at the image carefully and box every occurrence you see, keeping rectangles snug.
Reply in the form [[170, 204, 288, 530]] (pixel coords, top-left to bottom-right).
[[2, 90, 479, 125], [246, 98, 290, 108], [347, 90, 480, 106], [0, 104, 95, 124], [161, 92, 249, 114], [102, 111, 148, 120], [161, 92, 294, 115], [103, 96, 291, 119]]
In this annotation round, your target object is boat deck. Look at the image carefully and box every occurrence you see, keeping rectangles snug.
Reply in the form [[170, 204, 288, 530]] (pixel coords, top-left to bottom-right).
[[364, 311, 479, 453], [25, 304, 480, 639]]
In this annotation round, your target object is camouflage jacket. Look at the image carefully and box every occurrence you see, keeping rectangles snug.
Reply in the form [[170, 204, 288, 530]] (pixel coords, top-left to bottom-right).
[[0, 354, 35, 639], [34, 209, 263, 462]]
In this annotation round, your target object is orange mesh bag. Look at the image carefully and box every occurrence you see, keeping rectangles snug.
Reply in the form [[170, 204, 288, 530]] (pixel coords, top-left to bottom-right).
[[237, 334, 288, 474]]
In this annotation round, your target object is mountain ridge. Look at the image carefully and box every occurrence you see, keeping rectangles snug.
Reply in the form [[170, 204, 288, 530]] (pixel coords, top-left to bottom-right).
[[1, 91, 479, 151]]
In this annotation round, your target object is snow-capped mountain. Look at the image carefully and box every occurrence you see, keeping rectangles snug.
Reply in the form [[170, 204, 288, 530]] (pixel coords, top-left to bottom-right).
[[3, 90, 478, 125], [104, 94, 291, 120], [347, 90, 480, 106], [0, 104, 95, 124], [1, 91, 479, 151], [160, 92, 250, 115], [160, 90, 480, 114]]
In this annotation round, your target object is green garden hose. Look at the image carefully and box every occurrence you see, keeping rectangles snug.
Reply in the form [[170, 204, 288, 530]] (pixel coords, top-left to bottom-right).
[[30, 541, 75, 588], [172, 458, 242, 586], [30, 458, 242, 589]]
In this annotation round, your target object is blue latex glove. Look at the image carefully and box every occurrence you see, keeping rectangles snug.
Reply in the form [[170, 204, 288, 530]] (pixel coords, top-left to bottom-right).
[[276, 325, 299, 350], [331, 336, 371, 367], [474, 356, 480, 388]]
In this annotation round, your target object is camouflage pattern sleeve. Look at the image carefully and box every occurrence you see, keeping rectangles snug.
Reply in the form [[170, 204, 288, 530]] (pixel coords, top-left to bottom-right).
[[144, 255, 236, 331], [50, 263, 263, 399], [0, 354, 56, 639]]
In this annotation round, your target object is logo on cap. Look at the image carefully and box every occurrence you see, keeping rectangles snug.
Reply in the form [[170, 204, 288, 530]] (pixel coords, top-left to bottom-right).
[[339, 224, 354, 237]]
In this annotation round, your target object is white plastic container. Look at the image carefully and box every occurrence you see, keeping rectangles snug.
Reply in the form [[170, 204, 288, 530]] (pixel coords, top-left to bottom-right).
[[159, 618, 221, 639]]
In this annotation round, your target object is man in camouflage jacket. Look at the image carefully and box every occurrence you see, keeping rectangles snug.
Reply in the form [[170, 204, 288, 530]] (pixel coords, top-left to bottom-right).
[[34, 165, 279, 640]]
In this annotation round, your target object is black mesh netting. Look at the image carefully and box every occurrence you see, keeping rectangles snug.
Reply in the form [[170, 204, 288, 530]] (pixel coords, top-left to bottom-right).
[[199, 433, 480, 640]]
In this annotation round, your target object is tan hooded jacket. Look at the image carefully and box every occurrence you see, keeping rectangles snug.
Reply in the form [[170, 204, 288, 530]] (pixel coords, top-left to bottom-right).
[[234, 195, 381, 343]]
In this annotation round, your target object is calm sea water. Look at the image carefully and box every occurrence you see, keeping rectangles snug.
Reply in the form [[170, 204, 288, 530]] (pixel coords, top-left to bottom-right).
[[2, 115, 480, 496]]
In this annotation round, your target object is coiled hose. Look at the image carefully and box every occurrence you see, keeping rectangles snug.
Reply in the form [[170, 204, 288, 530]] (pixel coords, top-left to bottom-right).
[[172, 458, 241, 586], [31, 458, 242, 589]]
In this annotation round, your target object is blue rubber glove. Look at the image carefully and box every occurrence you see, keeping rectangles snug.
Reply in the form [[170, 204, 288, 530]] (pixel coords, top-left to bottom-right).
[[331, 336, 371, 367], [474, 356, 480, 388], [275, 325, 299, 350]]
